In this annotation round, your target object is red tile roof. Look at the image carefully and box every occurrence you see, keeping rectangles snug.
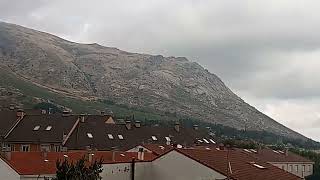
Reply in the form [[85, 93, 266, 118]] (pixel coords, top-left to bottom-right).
[[238, 148, 314, 163], [176, 148, 302, 180], [1, 151, 156, 175]]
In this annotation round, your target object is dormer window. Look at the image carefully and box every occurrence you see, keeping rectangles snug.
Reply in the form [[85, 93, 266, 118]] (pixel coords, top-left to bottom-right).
[[33, 126, 40, 131], [107, 134, 114, 139], [87, 133, 93, 138], [45, 126, 52, 131]]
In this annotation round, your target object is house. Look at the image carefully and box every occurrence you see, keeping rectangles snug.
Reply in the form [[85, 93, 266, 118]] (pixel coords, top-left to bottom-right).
[[0, 150, 156, 180], [239, 148, 314, 178], [63, 118, 216, 151], [3, 113, 79, 152], [0, 147, 303, 180]]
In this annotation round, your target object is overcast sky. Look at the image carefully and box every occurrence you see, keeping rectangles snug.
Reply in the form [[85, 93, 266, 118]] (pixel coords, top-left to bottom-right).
[[1, 0, 320, 141]]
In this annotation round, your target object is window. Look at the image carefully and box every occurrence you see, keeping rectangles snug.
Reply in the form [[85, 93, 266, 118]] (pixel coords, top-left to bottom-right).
[[21, 145, 30, 152], [33, 126, 40, 131], [307, 165, 311, 172], [302, 165, 306, 172], [151, 136, 157, 141], [45, 126, 52, 131], [289, 165, 293, 172], [107, 134, 114, 139], [54, 145, 61, 152], [87, 133, 93, 138], [118, 134, 124, 140], [295, 165, 298, 172]]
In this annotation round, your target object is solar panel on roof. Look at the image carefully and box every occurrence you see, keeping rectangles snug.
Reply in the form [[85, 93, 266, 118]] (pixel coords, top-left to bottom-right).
[[33, 126, 40, 131]]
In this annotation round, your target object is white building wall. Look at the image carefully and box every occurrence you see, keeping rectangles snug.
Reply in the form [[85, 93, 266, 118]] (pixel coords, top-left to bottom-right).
[[271, 162, 313, 178], [0, 158, 20, 180], [147, 151, 226, 180], [101, 163, 132, 180]]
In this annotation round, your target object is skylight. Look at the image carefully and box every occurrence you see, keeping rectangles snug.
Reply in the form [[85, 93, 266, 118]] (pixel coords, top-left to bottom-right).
[[198, 139, 203, 143], [108, 134, 114, 139], [87, 133, 93, 138], [152, 136, 157, 141], [45, 126, 52, 131], [165, 137, 171, 142], [250, 149, 257, 153], [209, 139, 216, 144], [120, 153, 125, 157], [33, 126, 40, 131], [177, 144, 183, 149], [63, 154, 68, 158], [273, 150, 280, 154], [159, 145, 165, 150], [118, 134, 124, 140], [244, 149, 252, 153], [203, 138, 209, 144], [252, 163, 266, 169]]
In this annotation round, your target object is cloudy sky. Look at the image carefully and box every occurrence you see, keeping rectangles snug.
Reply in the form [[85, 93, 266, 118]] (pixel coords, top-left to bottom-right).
[[1, 0, 320, 140]]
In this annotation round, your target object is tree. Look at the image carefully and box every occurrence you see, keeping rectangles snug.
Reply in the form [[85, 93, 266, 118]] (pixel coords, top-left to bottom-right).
[[53, 156, 103, 180]]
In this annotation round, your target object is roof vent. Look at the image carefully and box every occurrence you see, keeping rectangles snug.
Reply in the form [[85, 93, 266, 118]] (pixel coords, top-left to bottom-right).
[[62, 110, 70, 116], [125, 121, 132, 130], [135, 121, 141, 128]]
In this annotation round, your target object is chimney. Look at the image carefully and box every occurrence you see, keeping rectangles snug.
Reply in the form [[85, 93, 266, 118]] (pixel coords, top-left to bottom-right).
[[135, 121, 141, 128], [88, 152, 94, 163], [62, 110, 70, 116], [125, 121, 132, 130], [16, 109, 25, 118], [138, 148, 144, 160], [100, 111, 105, 116], [112, 151, 116, 162], [257, 145, 262, 154], [174, 122, 180, 132], [285, 148, 289, 156], [219, 143, 224, 150], [9, 104, 15, 110], [193, 124, 199, 130]]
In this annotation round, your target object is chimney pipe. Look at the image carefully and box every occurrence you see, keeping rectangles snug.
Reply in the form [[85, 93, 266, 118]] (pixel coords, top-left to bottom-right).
[[9, 104, 15, 110], [174, 122, 180, 132], [135, 121, 141, 128], [125, 121, 132, 130], [16, 109, 25, 118], [88, 152, 94, 163], [112, 151, 116, 162]]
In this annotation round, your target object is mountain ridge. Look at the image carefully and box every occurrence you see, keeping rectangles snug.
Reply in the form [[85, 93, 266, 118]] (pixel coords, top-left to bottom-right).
[[0, 21, 307, 141]]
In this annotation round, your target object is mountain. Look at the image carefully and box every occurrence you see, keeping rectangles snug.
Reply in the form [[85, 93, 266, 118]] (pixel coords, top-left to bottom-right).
[[0, 21, 306, 140]]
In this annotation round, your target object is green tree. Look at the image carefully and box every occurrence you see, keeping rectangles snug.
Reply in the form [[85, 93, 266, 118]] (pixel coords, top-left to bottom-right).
[[53, 156, 103, 180]]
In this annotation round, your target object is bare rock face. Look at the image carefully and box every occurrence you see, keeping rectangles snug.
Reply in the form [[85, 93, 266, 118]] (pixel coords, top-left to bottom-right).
[[0, 22, 306, 140]]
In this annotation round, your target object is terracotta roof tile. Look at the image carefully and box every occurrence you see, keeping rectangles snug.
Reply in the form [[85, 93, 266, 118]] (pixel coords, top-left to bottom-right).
[[177, 148, 302, 180]]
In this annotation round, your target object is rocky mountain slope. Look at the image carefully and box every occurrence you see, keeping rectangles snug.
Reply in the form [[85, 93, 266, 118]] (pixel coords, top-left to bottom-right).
[[0, 22, 306, 140]]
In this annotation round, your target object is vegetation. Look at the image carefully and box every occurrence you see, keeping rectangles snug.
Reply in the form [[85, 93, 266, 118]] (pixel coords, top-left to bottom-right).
[[53, 156, 103, 180]]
